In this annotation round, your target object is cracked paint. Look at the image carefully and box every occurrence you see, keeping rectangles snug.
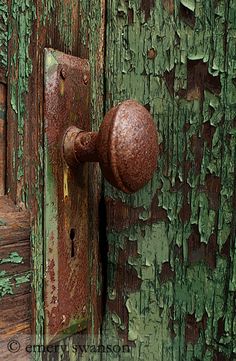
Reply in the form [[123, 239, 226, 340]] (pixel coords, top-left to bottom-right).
[[0, 252, 24, 265], [4, 0, 236, 360], [103, 0, 236, 360]]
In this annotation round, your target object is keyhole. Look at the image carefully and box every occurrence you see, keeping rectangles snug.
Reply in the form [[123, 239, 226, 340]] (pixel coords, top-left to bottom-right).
[[70, 228, 76, 258]]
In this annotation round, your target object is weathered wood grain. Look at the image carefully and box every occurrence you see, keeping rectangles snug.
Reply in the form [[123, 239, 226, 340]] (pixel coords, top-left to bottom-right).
[[0, 83, 6, 195], [0, 291, 32, 361], [0, 196, 30, 245], [0, 0, 7, 196], [0, 241, 30, 276], [0, 196, 31, 361]]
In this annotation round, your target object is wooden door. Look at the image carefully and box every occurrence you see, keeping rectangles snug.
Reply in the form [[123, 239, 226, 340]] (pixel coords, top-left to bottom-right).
[[1, 1, 236, 361], [103, 2, 236, 361]]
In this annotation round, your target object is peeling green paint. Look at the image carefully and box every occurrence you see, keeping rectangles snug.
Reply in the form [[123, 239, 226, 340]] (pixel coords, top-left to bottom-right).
[[41, 0, 54, 25], [0, 251, 24, 265], [9, 0, 36, 190], [15, 272, 31, 286], [0, 270, 6, 277], [0, 276, 14, 297], [103, 0, 236, 360]]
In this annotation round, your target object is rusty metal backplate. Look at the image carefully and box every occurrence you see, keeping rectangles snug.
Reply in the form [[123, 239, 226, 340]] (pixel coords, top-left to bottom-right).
[[44, 49, 90, 344]]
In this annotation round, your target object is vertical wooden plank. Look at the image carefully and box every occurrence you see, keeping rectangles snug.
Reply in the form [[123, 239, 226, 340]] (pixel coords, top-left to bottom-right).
[[0, 83, 6, 195], [6, 6, 41, 360], [103, 0, 236, 361], [78, 0, 106, 340], [0, 3, 33, 360], [6, 1, 105, 361]]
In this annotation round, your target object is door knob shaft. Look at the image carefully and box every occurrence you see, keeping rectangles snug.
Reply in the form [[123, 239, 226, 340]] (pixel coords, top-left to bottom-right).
[[63, 100, 158, 193]]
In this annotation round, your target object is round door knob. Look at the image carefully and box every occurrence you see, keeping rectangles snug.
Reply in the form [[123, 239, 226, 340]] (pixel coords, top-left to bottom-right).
[[63, 100, 158, 193]]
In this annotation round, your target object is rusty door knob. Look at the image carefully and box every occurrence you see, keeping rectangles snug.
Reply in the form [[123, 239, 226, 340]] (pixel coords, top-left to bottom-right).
[[63, 100, 158, 193]]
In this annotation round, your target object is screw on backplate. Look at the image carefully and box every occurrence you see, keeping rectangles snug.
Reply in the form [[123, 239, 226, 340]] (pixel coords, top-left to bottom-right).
[[60, 68, 67, 79], [83, 74, 88, 85]]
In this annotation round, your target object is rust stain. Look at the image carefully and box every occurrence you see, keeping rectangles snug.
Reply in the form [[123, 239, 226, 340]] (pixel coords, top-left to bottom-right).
[[48, 259, 56, 283], [44, 49, 91, 343], [64, 100, 158, 193], [96, 100, 158, 193]]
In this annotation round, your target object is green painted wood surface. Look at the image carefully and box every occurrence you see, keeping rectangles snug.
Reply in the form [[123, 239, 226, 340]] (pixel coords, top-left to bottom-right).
[[102, 1, 236, 361], [3, 0, 236, 360]]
